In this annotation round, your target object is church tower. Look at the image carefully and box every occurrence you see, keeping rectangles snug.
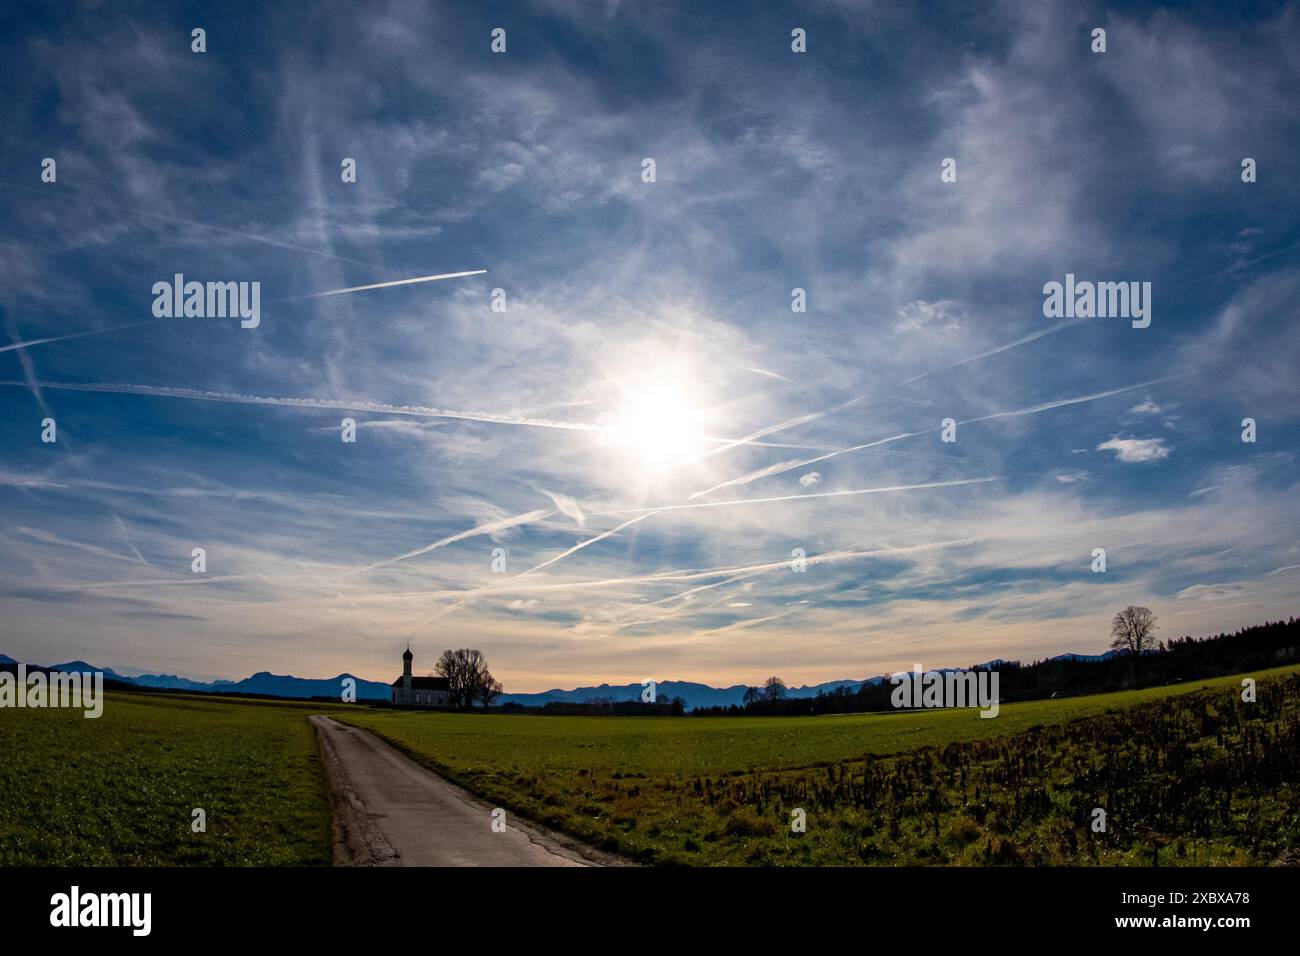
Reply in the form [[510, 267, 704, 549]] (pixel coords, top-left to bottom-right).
[[402, 645, 413, 699]]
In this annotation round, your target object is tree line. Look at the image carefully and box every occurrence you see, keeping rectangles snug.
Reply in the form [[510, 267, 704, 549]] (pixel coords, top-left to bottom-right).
[[690, 612, 1300, 717]]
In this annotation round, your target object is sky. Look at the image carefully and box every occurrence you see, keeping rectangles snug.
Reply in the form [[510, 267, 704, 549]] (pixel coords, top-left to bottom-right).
[[1, 0, 1299, 692]]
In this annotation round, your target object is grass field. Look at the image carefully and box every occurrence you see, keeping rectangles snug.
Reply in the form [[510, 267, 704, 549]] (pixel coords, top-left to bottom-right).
[[340, 668, 1298, 776], [337, 664, 1300, 866], [0, 692, 338, 865]]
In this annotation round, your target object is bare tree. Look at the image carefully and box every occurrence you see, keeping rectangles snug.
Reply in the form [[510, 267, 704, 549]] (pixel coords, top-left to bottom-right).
[[435, 648, 499, 709], [742, 686, 762, 707], [476, 676, 503, 709], [1110, 606, 1158, 686], [763, 676, 788, 701]]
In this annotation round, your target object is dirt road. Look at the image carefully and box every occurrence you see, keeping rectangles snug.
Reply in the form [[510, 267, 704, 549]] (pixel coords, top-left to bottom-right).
[[310, 715, 613, 867]]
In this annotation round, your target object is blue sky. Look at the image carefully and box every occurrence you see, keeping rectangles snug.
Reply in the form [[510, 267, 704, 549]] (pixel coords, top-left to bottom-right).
[[2, 0, 1299, 691]]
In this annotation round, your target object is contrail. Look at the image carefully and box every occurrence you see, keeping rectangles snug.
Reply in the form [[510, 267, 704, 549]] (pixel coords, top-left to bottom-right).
[[299, 270, 488, 299], [0, 381, 611, 432], [344, 507, 556, 577], [16, 526, 163, 571], [689, 429, 931, 498], [0, 182, 392, 273], [644, 574, 750, 608], [513, 513, 656, 578], [53, 573, 258, 592], [400, 515, 660, 634], [593, 476, 999, 516], [688, 606, 805, 639], [673, 321, 1120, 489], [412, 513, 659, 627], [958, 374, 1191, 425], [360, 537, 987, 602], [659, 320, 1088, 471], [1217, 239, 1300, 276], [0, 379, 817, 449], [173, 536, 988, 616], [739, 365, 793, 382], [689, 375, 1189, 499], [3, 313, 53, 419], [0, 321, 156, 355], [112, 514, 152, 568], [397, 479, 993, 612], [900, 321, 1082, 386], [589, 573, 760, 636]]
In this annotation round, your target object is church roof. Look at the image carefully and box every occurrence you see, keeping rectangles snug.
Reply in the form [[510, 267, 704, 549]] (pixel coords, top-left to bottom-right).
[[392, 675, 450, 690]]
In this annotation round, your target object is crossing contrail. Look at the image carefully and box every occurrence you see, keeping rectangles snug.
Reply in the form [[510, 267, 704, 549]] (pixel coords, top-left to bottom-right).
[[513, 513, 656, 578], [406, 512, 659, 628], [689, 374, 1190, 499], [344, 507, 556, 577], [359, 536, 989, 602]]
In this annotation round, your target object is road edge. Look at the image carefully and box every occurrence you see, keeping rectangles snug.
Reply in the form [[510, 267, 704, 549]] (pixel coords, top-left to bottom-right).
[[311, 714, 399, 866]]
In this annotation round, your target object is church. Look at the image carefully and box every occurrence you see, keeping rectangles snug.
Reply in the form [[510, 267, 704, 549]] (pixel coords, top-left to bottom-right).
[[390, 646, 451, 708]]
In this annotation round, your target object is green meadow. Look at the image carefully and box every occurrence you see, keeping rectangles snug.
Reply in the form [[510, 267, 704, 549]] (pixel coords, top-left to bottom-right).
[[0, 693, 338, 866], [337, 665, 1300, 866], [338, 670, 1294, 777]]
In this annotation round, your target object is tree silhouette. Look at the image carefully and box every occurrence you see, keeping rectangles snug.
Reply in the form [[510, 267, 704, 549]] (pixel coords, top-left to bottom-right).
[[1110, 606, 1158, 687], [435, 648, 499, 709], [476, 676, 503, 709]]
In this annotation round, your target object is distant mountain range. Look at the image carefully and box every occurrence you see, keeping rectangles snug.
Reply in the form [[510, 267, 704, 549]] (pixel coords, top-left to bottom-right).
[[0, 654, 392, 701], [495, 677, 884, 710], [0, 650, 1121, 710]]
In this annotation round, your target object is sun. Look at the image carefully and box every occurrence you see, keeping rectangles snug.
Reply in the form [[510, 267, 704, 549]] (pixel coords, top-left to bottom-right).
[[605, 382, 706, 469]]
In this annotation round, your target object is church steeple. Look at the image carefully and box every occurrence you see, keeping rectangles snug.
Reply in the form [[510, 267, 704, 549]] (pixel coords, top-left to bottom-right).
[[403, 644, 413, 678]]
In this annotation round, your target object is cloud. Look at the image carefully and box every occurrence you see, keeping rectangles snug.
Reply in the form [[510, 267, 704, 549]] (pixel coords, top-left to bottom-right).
[[1128, 398, 1162, 415], [1096, 437, 1171, 464], [895, 300, 961, 333], [798, 471, 822, 488], [1175, 583, 1246, 602], [540, 489, 587, 527]]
